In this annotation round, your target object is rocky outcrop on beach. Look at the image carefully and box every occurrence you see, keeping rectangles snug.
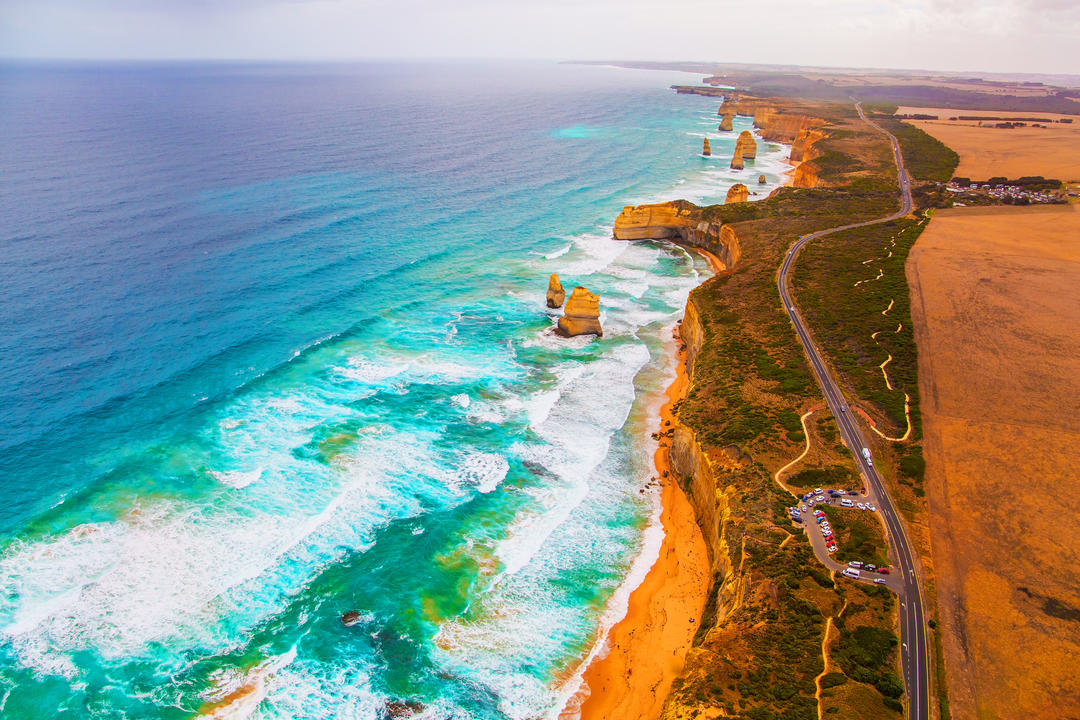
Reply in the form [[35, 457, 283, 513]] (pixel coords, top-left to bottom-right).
[[546, 273, 565, 308], [758, 174, 767, 184], [556, 287, 603, 337], [725, 184, 749, 204], [612, 201, 742, 271], [719, 113, 734, 132], [702, 138, 711, 156]]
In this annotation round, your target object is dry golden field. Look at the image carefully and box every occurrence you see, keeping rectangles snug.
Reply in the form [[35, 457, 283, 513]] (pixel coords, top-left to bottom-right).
[[896, 107, 1080, 181], [907, 205, 1080, 720]]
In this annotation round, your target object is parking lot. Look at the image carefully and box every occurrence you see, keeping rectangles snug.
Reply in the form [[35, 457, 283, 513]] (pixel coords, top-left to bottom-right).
[[787, 487, 903, 592]]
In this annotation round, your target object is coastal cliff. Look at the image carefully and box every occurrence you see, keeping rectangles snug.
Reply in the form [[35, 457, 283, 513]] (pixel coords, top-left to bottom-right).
[[613, 201, 742, 270]]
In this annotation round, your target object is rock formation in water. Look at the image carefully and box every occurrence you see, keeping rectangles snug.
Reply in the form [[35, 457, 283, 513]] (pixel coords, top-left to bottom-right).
[[730, 153, 744, 170], [556, 286, 603, 337], [719, 113, 734, 132], [758, 174, 767, 184], [546, 273, 565, 308], [613, 201, 742, 270], [702, 138, 711, 156], [735, 130, 757, 160], [341, 611, 362, 627], [725, 183, 749, 204]]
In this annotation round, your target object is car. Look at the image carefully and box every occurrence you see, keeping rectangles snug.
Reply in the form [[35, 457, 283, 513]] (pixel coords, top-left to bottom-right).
[[841, 407, 847, 413], [848, 561, 863, 569], [840, 499, 854, 507], [825, 535, 834, 542], [864, 564, 877, 572], [877, 568, 890, 575], [828, 545, 837, 553], [801, 505, 808, 512], [849, 491, 860, 496], [856, 503, 865, 510], [814, 509, 825, 516], [814, 488, 822, 494], [866, 504, 876, 512], [842, 567, 860, 578], [874, 578, 888, 585]]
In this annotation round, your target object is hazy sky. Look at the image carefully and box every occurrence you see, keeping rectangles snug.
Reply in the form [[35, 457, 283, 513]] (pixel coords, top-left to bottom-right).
[[2, 0, 1078, 75]]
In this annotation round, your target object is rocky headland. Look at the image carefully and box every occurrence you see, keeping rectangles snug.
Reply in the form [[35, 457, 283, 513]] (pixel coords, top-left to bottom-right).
[[613, 200, 742, 270]]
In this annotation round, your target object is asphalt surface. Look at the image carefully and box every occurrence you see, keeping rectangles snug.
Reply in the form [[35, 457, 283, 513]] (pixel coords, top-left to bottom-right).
[[777, 103, 929, 720]]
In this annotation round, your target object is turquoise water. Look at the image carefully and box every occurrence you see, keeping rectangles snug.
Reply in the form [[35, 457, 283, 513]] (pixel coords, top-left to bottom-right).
[[0, 61, 789, 718]]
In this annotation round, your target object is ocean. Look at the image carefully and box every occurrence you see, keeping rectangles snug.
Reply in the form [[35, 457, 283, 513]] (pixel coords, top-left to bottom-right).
[[0, 61, 789, 719]]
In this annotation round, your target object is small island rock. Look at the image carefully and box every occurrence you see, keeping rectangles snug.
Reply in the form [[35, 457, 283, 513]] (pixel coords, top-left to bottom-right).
[[758, 173, 767, 184], [341, 611, 363, 627], [702, 138, 711, 156], [556, 286, 603, 337], [725, 183, 749, 204], [546, 273, 565, 308]]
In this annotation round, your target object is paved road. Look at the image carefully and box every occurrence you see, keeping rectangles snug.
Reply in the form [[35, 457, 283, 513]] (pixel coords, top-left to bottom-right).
[[777, 103, 929, 720]]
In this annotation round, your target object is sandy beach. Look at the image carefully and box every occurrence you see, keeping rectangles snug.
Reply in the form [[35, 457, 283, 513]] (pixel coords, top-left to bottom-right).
[[570, 315, 712, 720]]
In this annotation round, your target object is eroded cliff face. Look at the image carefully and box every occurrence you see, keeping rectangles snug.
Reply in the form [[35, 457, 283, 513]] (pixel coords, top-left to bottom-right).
[[719, 113, 734, 132], [793, 162, 822, 188], [612, 202, 742, 271], [789, 127, 828, 163]]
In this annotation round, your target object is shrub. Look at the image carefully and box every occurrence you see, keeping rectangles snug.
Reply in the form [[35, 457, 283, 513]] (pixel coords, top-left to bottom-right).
[[820, 672, 848, 689]]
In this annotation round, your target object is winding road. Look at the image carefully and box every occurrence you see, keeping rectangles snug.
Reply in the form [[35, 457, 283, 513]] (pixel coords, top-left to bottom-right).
[[776, 103, 929, 720]]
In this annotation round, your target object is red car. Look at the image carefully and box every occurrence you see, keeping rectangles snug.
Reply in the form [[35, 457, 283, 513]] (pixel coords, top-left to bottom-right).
[[877, 567, 890, 574]]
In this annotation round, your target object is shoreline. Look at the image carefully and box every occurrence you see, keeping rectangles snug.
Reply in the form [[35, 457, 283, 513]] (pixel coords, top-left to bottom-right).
[[568, 257, 714, 720]]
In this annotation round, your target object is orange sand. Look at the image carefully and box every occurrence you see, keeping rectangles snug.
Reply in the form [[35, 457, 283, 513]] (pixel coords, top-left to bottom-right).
[[573, 330, 711, 720]]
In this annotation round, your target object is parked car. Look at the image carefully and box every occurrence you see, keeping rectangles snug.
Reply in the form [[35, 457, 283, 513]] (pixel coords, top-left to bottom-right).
[[864, 564, 877, 572], [877, 568, 890, 575], [828, 545, 837, 553], [874, 578, 887, 585], [848, 561, 863, 569], [840, 498, 854, 507], [867, 504, 876, 512], [856, 503, 865, 510]]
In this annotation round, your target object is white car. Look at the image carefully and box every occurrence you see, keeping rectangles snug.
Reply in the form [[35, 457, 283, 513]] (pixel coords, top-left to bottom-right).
[[866, 504, 876, 512], [856, 503, 865, 510], [828, 545, 837, 553], [874, 578, 887, 585]]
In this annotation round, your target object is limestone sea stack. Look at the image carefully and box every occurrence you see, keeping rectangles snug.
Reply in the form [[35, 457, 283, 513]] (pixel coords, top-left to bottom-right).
[[758, 174, 767, 184], [719, 113, 734, 132], [735, 130, 757, 159], [702, 138, 711, 156], [546, 273, 565, 308], [725, 183, 749, 204], [556, 286, 603, 337], [730, 153, 744, 170]]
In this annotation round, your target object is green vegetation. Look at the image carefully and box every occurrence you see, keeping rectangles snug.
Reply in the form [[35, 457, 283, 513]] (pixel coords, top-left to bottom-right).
[[662, 95, 926, 720], [790, 218, 926, 436], [787, 465, 858, 493], [874, 116, 960, 183], [823, 506, 890, 567]]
